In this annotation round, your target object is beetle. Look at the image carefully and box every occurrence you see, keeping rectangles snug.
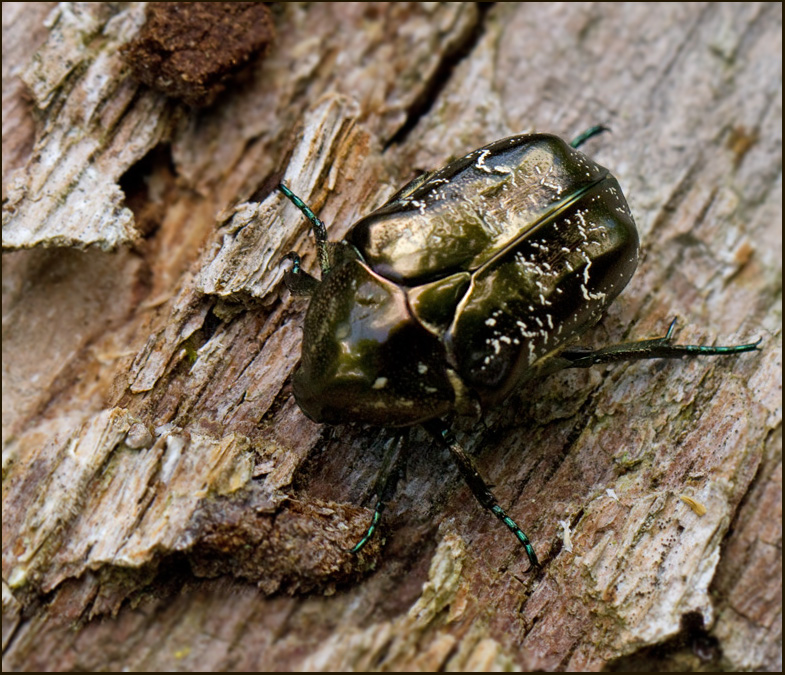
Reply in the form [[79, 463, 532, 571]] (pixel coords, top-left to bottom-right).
[[279, 128, 760, 568]]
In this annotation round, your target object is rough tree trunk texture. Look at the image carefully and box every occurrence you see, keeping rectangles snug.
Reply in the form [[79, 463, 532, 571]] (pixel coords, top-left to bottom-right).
[[2, 3, 781, 672]]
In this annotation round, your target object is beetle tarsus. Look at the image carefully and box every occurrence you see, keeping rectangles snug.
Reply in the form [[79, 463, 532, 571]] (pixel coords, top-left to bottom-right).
[[570, 125, 611, 149], [279, 182, 332, 276], [348, 502, 384, 554], [559, 317, 761, 368], [424, 421, 540, 570], [491, 505, 540, 569]]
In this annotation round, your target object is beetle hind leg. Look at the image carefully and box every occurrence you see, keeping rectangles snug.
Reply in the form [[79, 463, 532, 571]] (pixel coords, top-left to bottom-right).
[[348, 432, 408, 554], [558, 317, 761, 369], [424, 421, 540, 570]]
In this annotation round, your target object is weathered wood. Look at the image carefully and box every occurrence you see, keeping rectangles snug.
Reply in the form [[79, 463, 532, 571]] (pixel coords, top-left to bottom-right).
[[2, 3, 780, 671]]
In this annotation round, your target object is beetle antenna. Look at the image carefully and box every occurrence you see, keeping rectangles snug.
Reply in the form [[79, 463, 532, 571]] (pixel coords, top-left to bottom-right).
[[279, 182, 332, 276], [423, 421, 540, 570]]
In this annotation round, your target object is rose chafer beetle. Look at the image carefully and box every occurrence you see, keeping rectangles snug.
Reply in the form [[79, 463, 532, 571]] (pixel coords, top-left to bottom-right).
[[279, 128, 760, 568]]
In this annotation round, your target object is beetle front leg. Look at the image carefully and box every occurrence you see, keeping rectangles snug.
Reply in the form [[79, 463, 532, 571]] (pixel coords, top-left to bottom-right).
[[283, 251, 320, 296], [279, 183, 332, 277], [557, 317, 761, 369], [424, 421, 540, 570], [348, 432, 408, 554]]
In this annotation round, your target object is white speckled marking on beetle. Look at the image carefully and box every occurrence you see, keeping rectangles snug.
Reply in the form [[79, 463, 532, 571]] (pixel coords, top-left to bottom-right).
[[409, 199, 427, 215], [475, 149, 513, 175]]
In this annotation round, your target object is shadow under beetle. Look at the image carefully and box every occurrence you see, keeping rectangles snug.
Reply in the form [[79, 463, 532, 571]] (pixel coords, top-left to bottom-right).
[[279, 127, 760, 569]]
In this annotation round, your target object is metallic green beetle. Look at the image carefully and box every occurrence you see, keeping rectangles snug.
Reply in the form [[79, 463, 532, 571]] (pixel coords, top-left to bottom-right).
[[280, 130, 759, 567]]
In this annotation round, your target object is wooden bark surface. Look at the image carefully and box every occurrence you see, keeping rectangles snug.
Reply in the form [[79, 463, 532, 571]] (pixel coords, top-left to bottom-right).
[[2, 3, 781, 671]]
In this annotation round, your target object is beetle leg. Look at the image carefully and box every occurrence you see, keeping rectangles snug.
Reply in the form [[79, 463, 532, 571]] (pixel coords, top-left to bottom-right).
[[283, 252, 319, 296], [348, 432, 408, 554], [423, 421, 540, 570], [279, 182, 332, 276], [558, 317, 761, 369], [570, 125, 610, 149]]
